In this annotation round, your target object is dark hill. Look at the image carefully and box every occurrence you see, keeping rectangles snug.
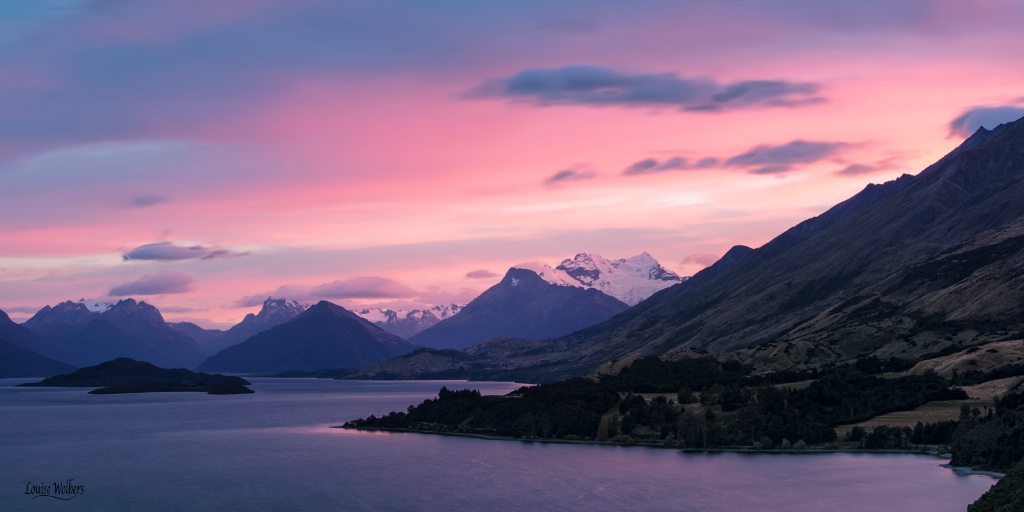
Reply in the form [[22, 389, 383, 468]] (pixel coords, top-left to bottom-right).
[[18, 358, 252, 394], [407, 268, 629, 350], [197, 301, 417, 373]]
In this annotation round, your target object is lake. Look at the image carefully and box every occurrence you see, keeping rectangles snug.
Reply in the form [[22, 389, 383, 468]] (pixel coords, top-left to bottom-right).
[[0, 378, 997, 511]]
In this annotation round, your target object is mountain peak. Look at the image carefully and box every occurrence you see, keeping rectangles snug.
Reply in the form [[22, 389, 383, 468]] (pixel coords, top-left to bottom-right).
[[544, 252, 683, 305]]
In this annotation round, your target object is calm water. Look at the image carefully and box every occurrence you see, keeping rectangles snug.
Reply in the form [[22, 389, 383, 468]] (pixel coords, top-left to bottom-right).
[[0, 378, 996, 512]]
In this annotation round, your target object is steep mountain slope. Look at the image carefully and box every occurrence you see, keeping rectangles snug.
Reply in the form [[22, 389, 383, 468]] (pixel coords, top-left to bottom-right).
[[407, 268, 629, 350], [356, 304, 463, 338], [0, 308, 76, 377], [526, 252, 684, 305], [170, 298, 307, 355], [373, 116, 1024, 381], [0, 307, 69, 363], [538, 116, 1024, 374], [197, 301, 417, 373], [24, 299, 206, 368]]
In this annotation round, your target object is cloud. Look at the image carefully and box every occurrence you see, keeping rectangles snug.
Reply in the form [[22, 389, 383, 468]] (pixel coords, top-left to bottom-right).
[[836, 156, 904, 177], [545, 167, 597, 185], [948, 104, 1024, 138], [622, 156, 717, 176], [724, 140, 848, 175], [313, 277, 419, 299], [465, 65, 822, 111], [109, 270, 195, 296], [681, 253, 720, 267], [130, 195, 169, 208], [122, 242, 247, 261], [237, 276, 420, 307], [465, 269, 498, 279]]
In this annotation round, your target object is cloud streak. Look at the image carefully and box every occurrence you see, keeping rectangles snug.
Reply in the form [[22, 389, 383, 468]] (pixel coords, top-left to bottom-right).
[[622, 156, 718, 176], [466, 65, 823, 112], [122, 242, 248, 261], [545, 167, 597, 185], [109, 270, 195, 296], [237, 276, 420, 307], [465, 269, 498, 279], [724, 140, 848, 175]]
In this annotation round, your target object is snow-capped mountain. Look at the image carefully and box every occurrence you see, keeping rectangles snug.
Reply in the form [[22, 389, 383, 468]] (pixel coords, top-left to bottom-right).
[[407, 268, 629, 350], [522, 252, 685, 306], [172, 298, 309, 355], [356, 304, 463, 339]]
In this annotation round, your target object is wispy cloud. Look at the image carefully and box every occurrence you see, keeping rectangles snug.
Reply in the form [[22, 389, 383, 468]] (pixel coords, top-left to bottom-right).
[[836, 156, 905, 177], [681, 252, 720, 267], [622, 156, 718, 176], [109, 270, 195, 296], [465, 269, 498, 279], [948, 104, 1024, 138], [122, 242, 248, 261], [544, 167, 597, 185], [130, 195, 170, 208], [724, 140, 848, 175], [466, 65, 823, 111], [236, 276, 420, 307]]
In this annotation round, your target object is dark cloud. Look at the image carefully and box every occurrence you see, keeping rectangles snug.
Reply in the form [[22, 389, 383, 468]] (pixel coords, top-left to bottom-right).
[[622, 156, 717, 176], [725, 140, 848, 175], [122, 242, 247, 261], [545, 167, 597, 185], [948, 105, 1024, 138], [465, 269, 498, 279], [109, 270, 195, 296], [466, 65, 822, 111]]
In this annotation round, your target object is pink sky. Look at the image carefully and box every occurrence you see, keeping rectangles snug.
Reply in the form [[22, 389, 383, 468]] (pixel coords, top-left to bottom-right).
[[2, 1, 1023, 328]]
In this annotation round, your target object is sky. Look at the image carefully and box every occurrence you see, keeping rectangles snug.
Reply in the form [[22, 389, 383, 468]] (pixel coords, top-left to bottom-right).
[[2, 0, 1024, 328]]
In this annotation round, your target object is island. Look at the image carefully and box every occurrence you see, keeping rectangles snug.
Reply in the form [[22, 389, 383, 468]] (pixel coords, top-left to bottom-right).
[[18, 357, 254, 395]]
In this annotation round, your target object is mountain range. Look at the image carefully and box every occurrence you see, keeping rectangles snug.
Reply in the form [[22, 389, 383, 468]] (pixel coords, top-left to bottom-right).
[[359, 115, 1024, 381], [23, 299, 206, 369], [355, 304, 463, 338]]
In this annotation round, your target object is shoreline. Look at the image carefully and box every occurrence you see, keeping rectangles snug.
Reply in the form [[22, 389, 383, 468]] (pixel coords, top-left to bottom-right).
[[335, 425, 999, 476]]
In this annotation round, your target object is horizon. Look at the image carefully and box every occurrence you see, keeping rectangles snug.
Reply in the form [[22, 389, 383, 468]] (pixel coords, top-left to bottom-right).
[[2, 1, 1024, 329]]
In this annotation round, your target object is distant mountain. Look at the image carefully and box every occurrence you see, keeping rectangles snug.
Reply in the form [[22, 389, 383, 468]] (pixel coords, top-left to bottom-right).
[[356, 304, 463, 338], [528, 252, 684, 305], [0, 308, 76, 377], [170, 298, 307, 355], [23, 299, 206, 369], [167, 321, 223, 345], [197, 301, 418, 373], [0, 306, 70, 363], [406, 268, 629, 350], [0, 338, 76, 378]]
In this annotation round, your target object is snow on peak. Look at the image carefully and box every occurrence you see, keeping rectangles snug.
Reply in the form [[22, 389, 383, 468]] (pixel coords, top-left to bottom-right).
[[527, 252, 684, 305], [356, 304, 464, 324]]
